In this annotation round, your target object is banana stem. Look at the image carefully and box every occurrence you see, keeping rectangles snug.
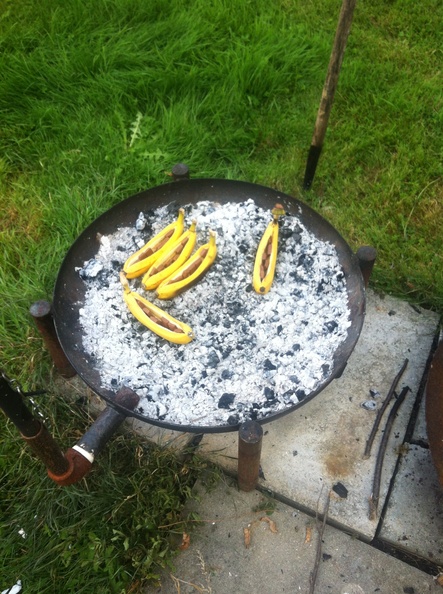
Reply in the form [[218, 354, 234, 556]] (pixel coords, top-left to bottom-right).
[[119, 271, 131, 293]]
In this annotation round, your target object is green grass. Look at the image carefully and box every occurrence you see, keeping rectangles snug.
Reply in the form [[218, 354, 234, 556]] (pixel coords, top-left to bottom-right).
[[0, 0, 442, 590], [0, 385, 204, 592]]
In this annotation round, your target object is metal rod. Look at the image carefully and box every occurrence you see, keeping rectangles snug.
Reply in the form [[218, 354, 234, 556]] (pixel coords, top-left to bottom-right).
[[22, 422, 70, 476], [357, 246, 377, 288], [363, 358, 408, 459], [368, 385, 410, 520], [238, 420, 263, 492], [29, 300, 76, 378], [0, 376, 70, 476], [303, 0, 357, 190], [0, 376, 41, 437], [74, 387, 139, 459], [48, 387, 140, 486]]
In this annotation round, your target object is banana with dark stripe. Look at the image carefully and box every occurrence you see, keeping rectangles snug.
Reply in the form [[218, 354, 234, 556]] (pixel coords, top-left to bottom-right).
[[120, 271, 193, 344], [253, 204, 285, 294], [156, 230, 217, 299], [123, 209, 185, 279], [142, 220, 197, 291]]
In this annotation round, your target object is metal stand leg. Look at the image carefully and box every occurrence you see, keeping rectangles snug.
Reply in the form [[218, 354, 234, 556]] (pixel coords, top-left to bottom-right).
[[238, 420, 263, 492], [357, 246, 377, 289], [30, 300, 76, 378]]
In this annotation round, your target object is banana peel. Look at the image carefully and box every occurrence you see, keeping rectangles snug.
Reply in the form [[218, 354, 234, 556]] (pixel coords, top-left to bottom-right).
[[142, 220, 197, 291], [156, 230, 217, 300], [123, 209, 185, 279], [253, 204, 285, 294], [119, 271, 194, 344]]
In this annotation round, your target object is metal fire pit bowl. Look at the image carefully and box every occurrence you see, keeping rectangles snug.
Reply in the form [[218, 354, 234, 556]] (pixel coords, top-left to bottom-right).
[[53, 178, 366, 433]]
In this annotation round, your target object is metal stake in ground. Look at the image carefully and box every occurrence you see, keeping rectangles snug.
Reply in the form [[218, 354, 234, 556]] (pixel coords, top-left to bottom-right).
[[303, 0, 357, 190]]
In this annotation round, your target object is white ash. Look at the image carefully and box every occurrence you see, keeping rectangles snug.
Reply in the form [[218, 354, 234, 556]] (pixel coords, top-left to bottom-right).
[[78, 199, 351, 428]]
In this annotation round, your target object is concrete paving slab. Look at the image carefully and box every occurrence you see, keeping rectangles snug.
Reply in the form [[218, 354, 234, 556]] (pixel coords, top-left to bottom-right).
[[145, 477, 441, 594], [55, 291, 441, 563], [196, 290, 439, 539], [379, 444, 443, 566]]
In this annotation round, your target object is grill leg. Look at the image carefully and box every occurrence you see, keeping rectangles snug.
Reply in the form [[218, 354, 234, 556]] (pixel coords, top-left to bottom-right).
[[357, 246, 377, 289], [30, 300, 76, 378], [238, 421, 263, 492]]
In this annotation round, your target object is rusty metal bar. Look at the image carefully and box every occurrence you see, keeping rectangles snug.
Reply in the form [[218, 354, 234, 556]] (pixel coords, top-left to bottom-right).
[[23, 422, 70, 476], [0, 375, 70, 476], [356, 246, 377, 288], [29, 300, 76, 378], [238, 420, 263, 492], [74, 387, 139, 459], [48, 386, 140, 486]]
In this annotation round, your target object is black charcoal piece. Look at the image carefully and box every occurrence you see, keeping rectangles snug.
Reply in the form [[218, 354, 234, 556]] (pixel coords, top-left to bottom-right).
[[332, 482, 348, 499], [277, 324, 283, 335], [282, 389, 295, 401], [322, 554, 332, 562], [207, 350, 220, 368], [325, 320, 338, 333], [263, 358, 277, 371], [264, 387, 275, 400], [221, 346, 233, 359], [227, 414, 239, 426], [295, 389, 306, 400], [292, 343, 301, 351], [218, 393, 236, 409], [321, 364, 330, 375], [228, 301, 244, 316], [221, 369, 234, 380], [317, 280, 326, 293]]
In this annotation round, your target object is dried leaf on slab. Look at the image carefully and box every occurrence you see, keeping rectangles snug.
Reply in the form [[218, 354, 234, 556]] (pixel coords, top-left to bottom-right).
[[178, 532, 191, 550], [243, 525, 251, 549], [260, 516, 278, 533], [304, 525, 312, 544]]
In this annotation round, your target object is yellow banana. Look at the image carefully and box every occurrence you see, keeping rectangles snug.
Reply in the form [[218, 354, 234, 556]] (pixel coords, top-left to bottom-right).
[[119, 272, 194, 344], [156, 230, 217, 300], [142, 220, 197, 291], [253, 203, 286, 294], [123, 209, 185, 279]]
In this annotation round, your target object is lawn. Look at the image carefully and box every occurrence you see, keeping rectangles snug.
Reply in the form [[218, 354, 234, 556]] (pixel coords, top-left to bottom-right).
[[1, 0, 442, 591]]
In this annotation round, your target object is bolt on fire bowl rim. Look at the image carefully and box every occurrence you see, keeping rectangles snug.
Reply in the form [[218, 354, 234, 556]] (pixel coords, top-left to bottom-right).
[[52, 178, 366, 434]]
